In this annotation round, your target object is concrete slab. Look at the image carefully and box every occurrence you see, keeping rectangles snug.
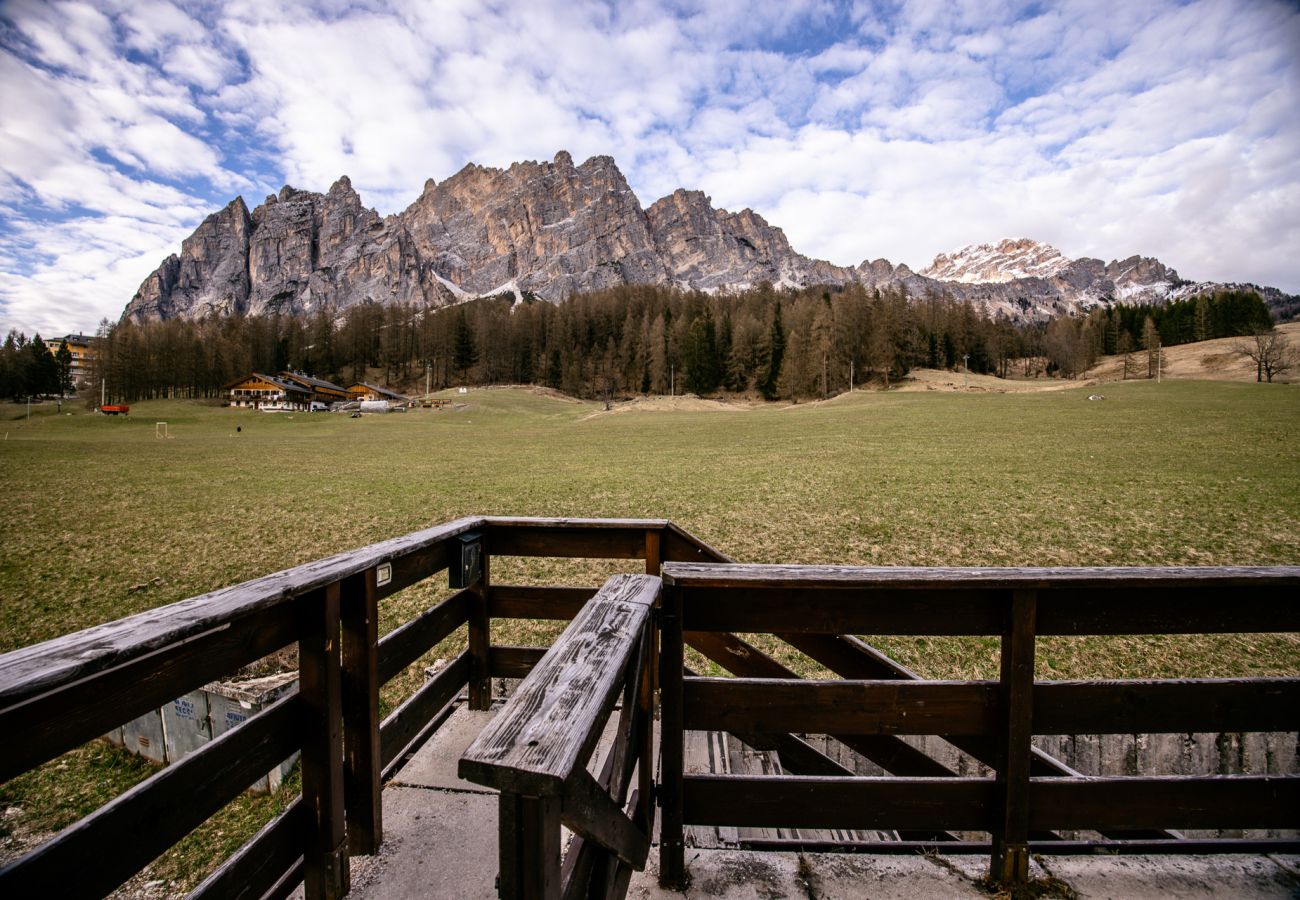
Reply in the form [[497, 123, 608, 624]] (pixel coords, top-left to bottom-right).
[[391, 704, 501, 793], [346, 788, 500, 900], [1045, 853, 1300, 899]]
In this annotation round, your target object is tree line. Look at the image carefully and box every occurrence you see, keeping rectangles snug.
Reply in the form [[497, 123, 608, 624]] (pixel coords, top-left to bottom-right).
[[0, 284, 1280, 404]]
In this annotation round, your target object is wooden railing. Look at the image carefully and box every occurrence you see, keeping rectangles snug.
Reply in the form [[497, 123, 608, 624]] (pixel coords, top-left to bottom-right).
[[461, 574, 660, 899], [657, 562, 1300, 887], [0, 517, 719, 900]]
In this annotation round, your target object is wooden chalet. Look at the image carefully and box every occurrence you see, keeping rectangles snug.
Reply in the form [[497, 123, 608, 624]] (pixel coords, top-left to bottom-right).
[[279, 371, 352, 405], [346, 381, 409, 404], [224, 373, 312, 411]]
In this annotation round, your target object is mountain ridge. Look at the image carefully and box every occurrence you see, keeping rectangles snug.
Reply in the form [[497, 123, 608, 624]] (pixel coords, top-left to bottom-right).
[[122, 152, 1295, 326]]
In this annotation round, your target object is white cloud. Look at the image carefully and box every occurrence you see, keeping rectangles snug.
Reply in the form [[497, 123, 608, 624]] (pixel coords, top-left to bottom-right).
[[1, 0, 1298, 338]]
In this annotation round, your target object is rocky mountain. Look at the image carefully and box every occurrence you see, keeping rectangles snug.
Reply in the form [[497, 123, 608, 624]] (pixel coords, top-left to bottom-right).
[[122, 152, 1294, 326]]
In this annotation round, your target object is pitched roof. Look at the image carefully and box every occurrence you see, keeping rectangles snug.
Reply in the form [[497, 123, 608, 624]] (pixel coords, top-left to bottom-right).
[[348, 381, 409, 401], [224, 372, 311, 393], [279, 371, 350, 394]]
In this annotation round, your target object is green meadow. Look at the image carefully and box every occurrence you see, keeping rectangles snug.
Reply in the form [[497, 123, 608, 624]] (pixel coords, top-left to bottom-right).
[[2, 380, 1298, 677], [2, 379, 1298, 890]]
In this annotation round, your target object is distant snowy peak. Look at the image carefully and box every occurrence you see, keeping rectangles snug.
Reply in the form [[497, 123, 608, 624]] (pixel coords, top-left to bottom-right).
[[921, 238, 1072, 284]]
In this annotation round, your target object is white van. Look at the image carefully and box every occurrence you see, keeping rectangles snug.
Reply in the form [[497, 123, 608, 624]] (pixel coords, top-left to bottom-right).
[[310, 401, 327, 412]]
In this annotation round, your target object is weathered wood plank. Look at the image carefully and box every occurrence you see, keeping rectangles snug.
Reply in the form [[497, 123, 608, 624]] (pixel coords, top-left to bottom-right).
[[0, 694, 299, 899], [683, 631, 956, 778], [736, 837, 1300, 856], [682, 588, 1004, 634], [0, 604, 297, 783], [498, 793, 562, 900], [1036, 591, 1300, 634], [376, 589, 471, 685], [661, 562, 1300, 590], [299, 585, 347, 900], [489, 585, 595, 621], [1028, 776, 1300, 831], [189, 798, 304, 900], [992, 589, 1036, 883], [659, 584, 686, 889], [683, 677, 999, 735], [485, 525, 650, 560], [1034, 678, 1300, 734], [661, 523, 732, 565], [341, 569, 382, 856], [682, 775, 996, 831], [460, 575, 660, 796], [0, 516, 483, 708], [561, 769, 650, 870], [379, 651, 470, 769], [468, 547, 492, 711]]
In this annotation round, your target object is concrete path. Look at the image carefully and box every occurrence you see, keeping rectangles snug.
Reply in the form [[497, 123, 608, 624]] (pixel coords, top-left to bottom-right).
[[341, 703, 1300, 899]]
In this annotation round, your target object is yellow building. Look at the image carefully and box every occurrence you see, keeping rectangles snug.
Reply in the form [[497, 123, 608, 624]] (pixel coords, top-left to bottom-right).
[[46, 334, 96, 388]]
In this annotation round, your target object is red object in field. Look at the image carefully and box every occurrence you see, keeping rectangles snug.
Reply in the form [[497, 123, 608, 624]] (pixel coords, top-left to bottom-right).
[[100, 404, 130, 415]]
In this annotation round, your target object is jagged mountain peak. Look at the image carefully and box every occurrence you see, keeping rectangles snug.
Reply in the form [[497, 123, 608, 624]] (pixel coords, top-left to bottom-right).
[[921, 238, 1071, 284], [120, 151, 1294, 327]]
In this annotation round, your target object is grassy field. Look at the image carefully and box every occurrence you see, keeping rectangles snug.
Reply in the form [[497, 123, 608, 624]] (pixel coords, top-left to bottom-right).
[[1, 378, 1298, 891]]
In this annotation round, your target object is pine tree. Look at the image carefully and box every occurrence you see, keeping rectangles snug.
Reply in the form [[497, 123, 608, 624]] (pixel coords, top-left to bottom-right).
[[760, 301, 785, 400]]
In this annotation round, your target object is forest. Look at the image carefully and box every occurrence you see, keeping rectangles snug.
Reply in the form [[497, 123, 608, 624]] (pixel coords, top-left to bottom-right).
[[0, 283, 1278, 404]]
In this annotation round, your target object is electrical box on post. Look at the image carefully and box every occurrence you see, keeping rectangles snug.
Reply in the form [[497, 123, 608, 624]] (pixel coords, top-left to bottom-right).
[[449, 531, 483, 589]]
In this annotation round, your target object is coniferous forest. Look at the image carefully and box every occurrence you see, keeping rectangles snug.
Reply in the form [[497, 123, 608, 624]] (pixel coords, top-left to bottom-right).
[[0, 284, 1278, 404]]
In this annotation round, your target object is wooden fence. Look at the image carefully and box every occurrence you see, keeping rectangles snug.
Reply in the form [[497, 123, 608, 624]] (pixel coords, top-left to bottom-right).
[[657, 562, 1300, 886], [0, 517, 716, 900]]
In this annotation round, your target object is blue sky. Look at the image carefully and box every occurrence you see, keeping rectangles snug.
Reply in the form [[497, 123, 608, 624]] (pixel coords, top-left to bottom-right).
[[1, 0, 1298, 337]]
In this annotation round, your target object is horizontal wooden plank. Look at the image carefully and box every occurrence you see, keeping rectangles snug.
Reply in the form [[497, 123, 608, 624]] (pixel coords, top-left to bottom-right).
[[683, 631, 956, 778], [490, 646, 548, 678], [189, 798, 304, 900], [1034, 678, 1300, 734], [0, 693, 301, 899], [486, 525, 650, 560], [380, 651, 471, 768], [377, 590, 472, 684], [661, 562, 1300, 591], [738, 837, 1300, 856], [482, 516, 671, 530], [0, 604, 298, 783], [461, 575, 660, 797], [1028, 776, 1300, 831], [488, 585, 596, 621], [1036, 590, 1300, 634], [561, 769, 649, 870], [377, 541, 453, 600], [682, 677, 999, 736], [682, 775, 996, 831], [0, 516, 483, 708], [681, 588, 1004, 634]]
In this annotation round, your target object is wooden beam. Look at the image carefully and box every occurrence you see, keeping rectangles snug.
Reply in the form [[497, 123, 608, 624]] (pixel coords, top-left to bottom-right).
[[460, 575, 660, 797], [498, 793, 562, 900], [376, 589, 471, 685], [298, 585, 348, 900], [682, 677, 999, 736], [468, 544, 491, 711], [1033, 678, 1300, 734], [682, 775, 996, 831], [991, 590, 1036, 885], [341, 569, 382, 856], [561, 769, 650, 870], [1028, 776, 1300, 831], [489, 646, 547, 679], [379, 651, 470, 769], [488, 585, 595, 621], [0, 695, 299, 899], [189, 798, 304, 900]]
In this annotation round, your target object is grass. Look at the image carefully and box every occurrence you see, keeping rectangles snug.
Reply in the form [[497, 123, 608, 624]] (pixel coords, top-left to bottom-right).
[[1, 379, 1298, 891]]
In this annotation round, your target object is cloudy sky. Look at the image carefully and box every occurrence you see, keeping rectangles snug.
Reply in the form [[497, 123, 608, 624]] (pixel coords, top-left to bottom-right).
[[1, 0, 1298, 337]]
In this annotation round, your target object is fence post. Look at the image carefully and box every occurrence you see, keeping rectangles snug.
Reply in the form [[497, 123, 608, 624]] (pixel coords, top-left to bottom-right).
[[341, 567, 382, 855], [498, 792, 561, 899], [300, 583, 349, 899], [658, 582, 685, 888], [991, 588, 1036, 884], [468, 543, 492, 710], [645, 529, 661, 577]]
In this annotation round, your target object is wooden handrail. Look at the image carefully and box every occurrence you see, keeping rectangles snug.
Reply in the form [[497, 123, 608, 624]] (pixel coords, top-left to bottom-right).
[[460, 574, 659, 795]]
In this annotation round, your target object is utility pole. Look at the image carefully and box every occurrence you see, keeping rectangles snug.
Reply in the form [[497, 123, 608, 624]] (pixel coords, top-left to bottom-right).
[[1156, 343, 1162, 383], [101, 377, 106, 409], [963, 354, 970, 391], [849, 360, 854, 392], [426, 363, 431, 398]]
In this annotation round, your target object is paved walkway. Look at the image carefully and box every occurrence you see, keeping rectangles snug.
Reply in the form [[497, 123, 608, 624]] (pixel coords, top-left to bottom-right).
[[340, 703, 1300, 899]]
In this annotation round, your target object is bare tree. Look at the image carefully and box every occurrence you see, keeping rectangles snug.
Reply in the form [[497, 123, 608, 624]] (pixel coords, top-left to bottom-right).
[[1235, 329, 1297, 383]]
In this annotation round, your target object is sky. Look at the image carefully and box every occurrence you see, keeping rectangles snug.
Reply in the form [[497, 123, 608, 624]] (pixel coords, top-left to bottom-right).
[[1, 0, 1298, 338]]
